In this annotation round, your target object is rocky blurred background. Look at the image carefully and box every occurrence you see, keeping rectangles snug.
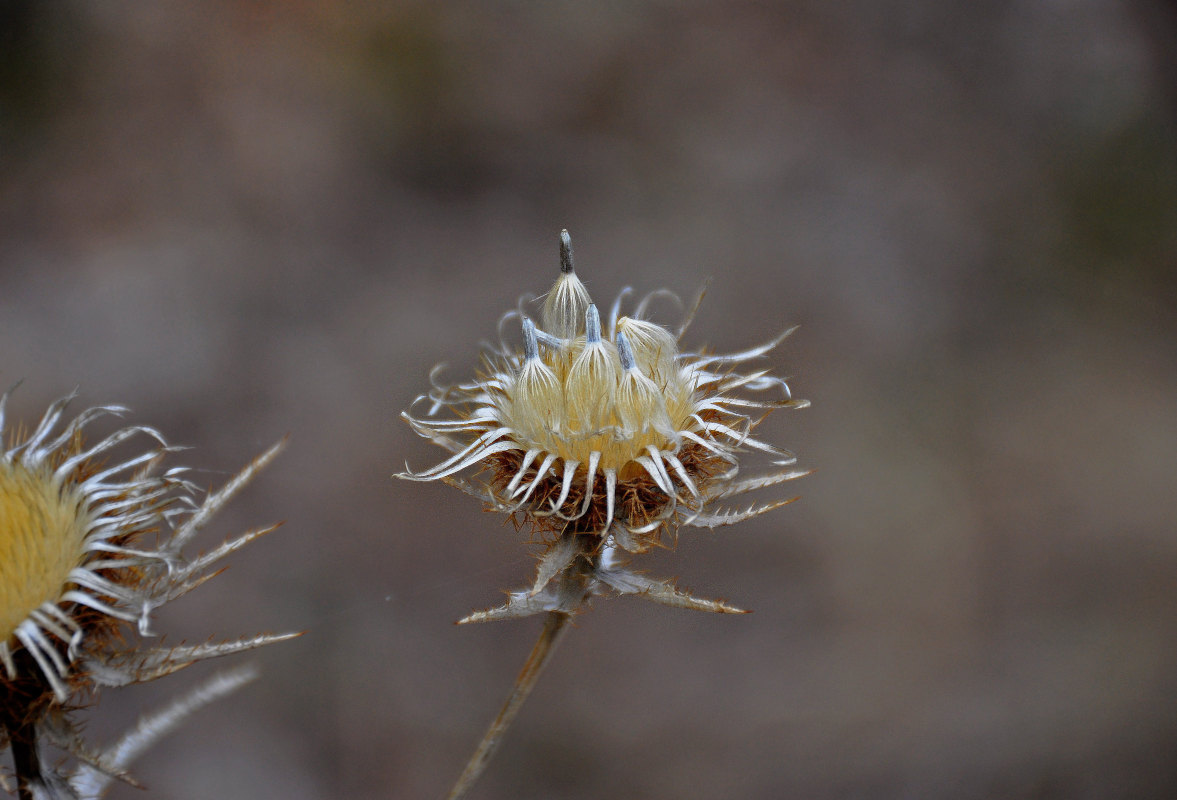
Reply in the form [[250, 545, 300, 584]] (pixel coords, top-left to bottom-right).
[[2, 2, 1176, 798]]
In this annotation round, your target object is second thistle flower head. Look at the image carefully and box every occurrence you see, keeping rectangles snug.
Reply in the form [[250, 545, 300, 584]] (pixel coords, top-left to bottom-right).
[[400, 231, 807, 619], [0, 390, 293, 797]]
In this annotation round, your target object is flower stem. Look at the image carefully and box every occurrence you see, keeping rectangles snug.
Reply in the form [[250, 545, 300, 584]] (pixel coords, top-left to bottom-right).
[[3, 717, 41, 800], [445, 610, 573, 800]]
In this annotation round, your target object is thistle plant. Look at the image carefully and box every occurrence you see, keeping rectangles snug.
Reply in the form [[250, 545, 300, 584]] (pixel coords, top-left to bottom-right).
[[399, 231, 808, 798], [0, 390, 294, 799]]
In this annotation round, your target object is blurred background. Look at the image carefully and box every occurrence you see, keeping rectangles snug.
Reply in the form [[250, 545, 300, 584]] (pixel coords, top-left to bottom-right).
[[2, 2, 1176, 798]]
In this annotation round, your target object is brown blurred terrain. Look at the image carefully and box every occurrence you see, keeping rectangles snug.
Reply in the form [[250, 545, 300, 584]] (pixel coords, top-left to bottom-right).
[[3, 2, 1177, 798]]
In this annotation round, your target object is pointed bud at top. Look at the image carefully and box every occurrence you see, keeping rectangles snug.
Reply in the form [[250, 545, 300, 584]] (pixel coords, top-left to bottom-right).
[[559, 229, 574, 274], [522, 317, 539, 361], [542, 234, 592, 340], [616, 331, 637, 371], [585, 304, 602, 344]]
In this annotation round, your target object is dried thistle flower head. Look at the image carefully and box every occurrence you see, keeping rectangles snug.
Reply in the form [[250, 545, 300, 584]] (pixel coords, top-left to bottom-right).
[[400, 230, 808, 621], [0, 390, 294, 798]]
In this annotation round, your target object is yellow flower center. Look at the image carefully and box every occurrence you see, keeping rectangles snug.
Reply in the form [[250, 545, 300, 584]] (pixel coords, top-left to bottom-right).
[[503, 328, 693, 473], [0, 463, 89, 642]]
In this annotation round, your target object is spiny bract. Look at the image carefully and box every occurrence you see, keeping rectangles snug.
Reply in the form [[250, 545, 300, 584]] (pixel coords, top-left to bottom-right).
[[399, 231, 808, 622]]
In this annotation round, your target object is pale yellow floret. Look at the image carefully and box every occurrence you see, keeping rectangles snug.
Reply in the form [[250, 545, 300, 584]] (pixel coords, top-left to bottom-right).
[[563, 338, 621, 437], [616, 316, 695, 434], [0, 463, 89, 642], [616, 366, 675, 443], [508, 357, 563, 453]]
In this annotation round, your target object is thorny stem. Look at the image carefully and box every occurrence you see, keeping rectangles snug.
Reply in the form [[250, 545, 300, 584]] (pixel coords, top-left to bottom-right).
[[444, 611, 573, 800], [3, 716, 41, 800], [445, 534, 595, 800]]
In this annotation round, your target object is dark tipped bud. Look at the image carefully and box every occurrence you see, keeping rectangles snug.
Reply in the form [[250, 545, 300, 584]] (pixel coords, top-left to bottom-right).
[[616, 331, 636, 371], [585, 304, 601, 343], [559, 230, 574, 274], [522, 317, 539, 361]]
